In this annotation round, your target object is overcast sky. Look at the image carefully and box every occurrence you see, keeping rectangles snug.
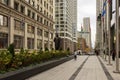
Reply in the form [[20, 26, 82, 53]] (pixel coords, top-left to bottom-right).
[[77, 0, 96, 48]]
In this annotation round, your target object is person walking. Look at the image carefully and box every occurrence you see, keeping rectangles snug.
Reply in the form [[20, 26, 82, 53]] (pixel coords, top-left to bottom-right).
[[112, 49, 116, 61], [74, 51, 77, 60]]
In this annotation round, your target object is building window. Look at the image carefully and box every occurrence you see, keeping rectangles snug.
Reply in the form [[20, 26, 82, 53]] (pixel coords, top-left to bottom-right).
[[50, 42, 53, 49], [47, 4, 48, 9], [25, 0, 30, 3], [20, 5, 25, 14], [37, 39, 42, 49], [44, 31, 48, 37], [40, 0, 42, 4], [32, 12, 35, 19], [14, 35, 23, 49], [0, 15, 8, 27], [31, 1, 35, 7], [44, 19, 46, 25], [60, 28, 64, 31], [37, 28, 42, 36], [56, 0, 59, 2], [27, 38, 34, 49], [60, 33, 64, 36], [3, 0, 9, 5], [44, 41, 48, 49], [37, 15, 39, 21], [27, 9, 31, 17], [44, 10, 46, 15], [40, 17, 43, 23], [60, 7, 63, 9], [60, 3, 64, 6], [27, 25, 34, 34], [40, 7, 42, 12], [14, 1, 19, 11], [60, 14, 63, 16], [14, 19, 24, 31], [60, 25, 64, 27], [44, 1, 46, 7], [0, 33, 8, 48], [60, 21, 64, 24], [46, 21, 48, 26], [55, 14, 59, 17], [50, 33, 53, 39], [60, 18, 63, 20]]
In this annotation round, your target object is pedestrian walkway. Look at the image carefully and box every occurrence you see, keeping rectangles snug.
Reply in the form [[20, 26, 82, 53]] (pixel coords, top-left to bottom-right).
[[26, 55, 113, 80], [99, 56, 120, 80], [75, 56, 108, 80], [26, 56, 88, 80]]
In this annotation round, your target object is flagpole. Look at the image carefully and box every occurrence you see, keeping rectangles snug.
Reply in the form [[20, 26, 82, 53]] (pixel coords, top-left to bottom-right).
[[114, 0, 120, 72], [107, 0, 112, 65], [101, 0, 104, 59], [104, 0, 107, 61]]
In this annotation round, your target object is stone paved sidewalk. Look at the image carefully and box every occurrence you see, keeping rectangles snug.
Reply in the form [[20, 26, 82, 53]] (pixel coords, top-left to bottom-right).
[[26, 56, 88, 80], [99, 56, 120, 80], [75, 56, 108, 80], [26, 55, 112, 80]]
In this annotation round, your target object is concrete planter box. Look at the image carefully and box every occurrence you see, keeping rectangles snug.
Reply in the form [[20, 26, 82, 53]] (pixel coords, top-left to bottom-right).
[[0, 56, 73, 80]]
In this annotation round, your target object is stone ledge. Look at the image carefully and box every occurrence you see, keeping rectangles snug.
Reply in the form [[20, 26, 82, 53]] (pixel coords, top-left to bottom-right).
[[0, 56, 73, 80]]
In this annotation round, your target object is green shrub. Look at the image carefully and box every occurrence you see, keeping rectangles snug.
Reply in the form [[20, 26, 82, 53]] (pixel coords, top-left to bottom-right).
[[45, 47, 49, 51], [20, 47, 24, 54], [0, 49, 70, 74], [0, 50, 12, 71], [38, 48, 43, 54], [11, 54, 23, 68]]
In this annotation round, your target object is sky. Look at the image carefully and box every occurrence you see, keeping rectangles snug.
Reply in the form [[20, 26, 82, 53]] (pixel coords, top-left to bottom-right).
[[77, 0, 96, 48]]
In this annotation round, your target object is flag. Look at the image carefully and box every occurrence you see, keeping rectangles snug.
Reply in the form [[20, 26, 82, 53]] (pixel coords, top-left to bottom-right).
[[101, 9, 106, 17], [103, 0, 107, 7], [101, 0, 107, 17]]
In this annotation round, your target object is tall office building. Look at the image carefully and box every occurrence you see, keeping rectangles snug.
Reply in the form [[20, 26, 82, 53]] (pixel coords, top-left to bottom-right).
[[95, 0, 103, 49], [83, 17, 92, 49], [0, 0, 54, 50], [55, 0, 77, 51]]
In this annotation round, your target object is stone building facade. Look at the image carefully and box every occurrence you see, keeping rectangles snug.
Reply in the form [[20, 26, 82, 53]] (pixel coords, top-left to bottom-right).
[[0, 0, 54, 51]]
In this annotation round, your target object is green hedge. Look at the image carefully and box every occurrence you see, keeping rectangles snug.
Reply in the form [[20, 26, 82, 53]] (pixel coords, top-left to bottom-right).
[[0, 49, 70, 74]]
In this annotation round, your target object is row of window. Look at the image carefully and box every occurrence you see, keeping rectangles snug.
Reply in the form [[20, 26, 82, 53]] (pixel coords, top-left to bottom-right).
[[25, 0, 53, 6], [0, 33, 53, 49], [14, 20, 53, 38], [3, 0, 53, 15], [56, 21, 67, 24], [0, 15, 53, 37], [55, 14, 67, 17], [24, 0, 53, 18], [55, 3, 65, 6], [2, 0, 53, 28], [59, 33, 71, 37], [55, 10, 66, 14], [0, 14, 53, 38], [55, 0, 64, 2]]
